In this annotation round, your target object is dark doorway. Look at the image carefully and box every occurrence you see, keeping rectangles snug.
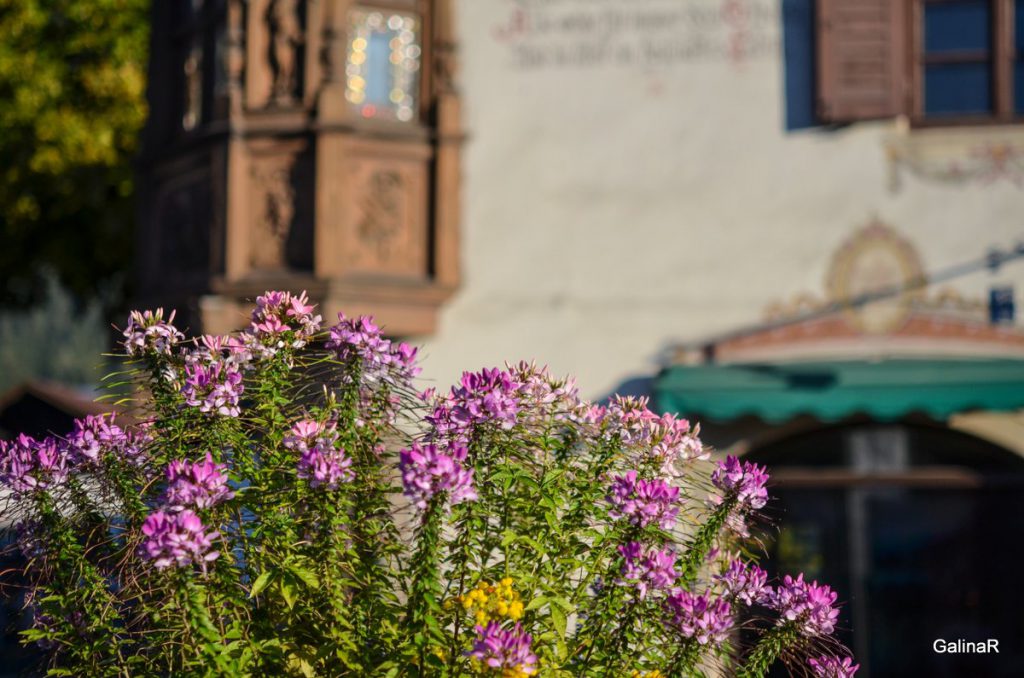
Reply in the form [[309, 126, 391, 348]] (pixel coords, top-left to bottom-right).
[[749, 423, 1024, 678]]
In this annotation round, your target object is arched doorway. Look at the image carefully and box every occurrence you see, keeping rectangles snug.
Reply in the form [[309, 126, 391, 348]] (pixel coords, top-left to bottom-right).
[[747, 423, 1024, 677]]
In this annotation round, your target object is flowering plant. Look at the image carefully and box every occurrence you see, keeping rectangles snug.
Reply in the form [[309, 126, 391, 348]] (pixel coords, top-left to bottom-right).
[[0, 291, 856, 677]]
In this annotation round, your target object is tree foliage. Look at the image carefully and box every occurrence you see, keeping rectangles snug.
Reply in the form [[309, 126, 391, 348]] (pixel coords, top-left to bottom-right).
[[0, 0, 148, 308]]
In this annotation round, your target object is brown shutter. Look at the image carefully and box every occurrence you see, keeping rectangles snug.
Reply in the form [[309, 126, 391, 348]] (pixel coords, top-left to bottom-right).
[[816, 0, 908, 121]]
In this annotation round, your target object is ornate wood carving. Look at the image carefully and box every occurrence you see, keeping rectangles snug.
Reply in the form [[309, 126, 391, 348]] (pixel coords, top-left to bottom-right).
[[250, 157, 295, 270], [140, 0, 462, 336], [267, 0, 304, 105], [341, 147, 429, 279]]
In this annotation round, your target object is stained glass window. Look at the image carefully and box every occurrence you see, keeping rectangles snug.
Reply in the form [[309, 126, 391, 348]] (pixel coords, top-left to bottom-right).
[[346, 9, 421, 122]]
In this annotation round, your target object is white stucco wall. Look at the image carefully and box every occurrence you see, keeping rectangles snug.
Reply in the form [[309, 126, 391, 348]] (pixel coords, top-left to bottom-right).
[[413, 0, 1024, 399]]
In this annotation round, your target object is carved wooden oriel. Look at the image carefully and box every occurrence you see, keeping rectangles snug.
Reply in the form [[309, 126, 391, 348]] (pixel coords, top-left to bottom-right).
[[137, 0, 462, 336]]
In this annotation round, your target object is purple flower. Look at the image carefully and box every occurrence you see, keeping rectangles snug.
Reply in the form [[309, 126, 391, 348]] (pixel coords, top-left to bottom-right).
[[0, 434, 70, 495], [711, 455, 769, 511], [283, 419, 332, 455], [138, 510, 220, 572], [606, 471, 679, 530], [165, 453, 234, 510], [809, 655, 859, 678], [282, 419, 357, 490], [398, 443, 477, 510], [246, 290, 322, 357], [181, 360, 244, 417], [452, 368, 521, 429], [617, 542, 678, 599], [122, 308, 185, 357], [664, 589, 732, 646], [66, 413, 126, 465], [714, 558, 769, 606], [767, 574, 840, 637], [187, 334, 253, 368], [297, 445, 355, 490], [326, 313, 421, 388], [466, 622, 538, 676]]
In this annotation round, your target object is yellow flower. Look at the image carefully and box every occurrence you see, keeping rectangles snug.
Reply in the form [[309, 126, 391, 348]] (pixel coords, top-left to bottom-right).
[[457, 578, 528, 625]]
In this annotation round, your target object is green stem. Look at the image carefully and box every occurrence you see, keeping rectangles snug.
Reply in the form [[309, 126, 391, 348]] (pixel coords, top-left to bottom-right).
[[737, 624, 799, 678], [679, 498, 736, 587]]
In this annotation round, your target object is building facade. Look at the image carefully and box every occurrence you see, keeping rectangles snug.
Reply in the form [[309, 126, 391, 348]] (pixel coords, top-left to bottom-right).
[[139, 2, 1024, 675]]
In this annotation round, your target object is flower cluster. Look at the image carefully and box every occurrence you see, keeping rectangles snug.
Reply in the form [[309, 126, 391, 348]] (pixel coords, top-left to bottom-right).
[[122, 308, 185, 357], [664, 589, 732, 646], [181, 361, 244, 417], [618, 542, 678, 600], [710, 455, 769, 511], [506, 361, 585, 425], [66, 414, 150, 466], [297, 443, 355, 490], [424, 367, 522, 446], [165, 454, 234, 510], [326, 314, 420, 388], [187, 334, 253, 368], [457, 578, 525, 626], [467, 622, 538, 677], [398, 443, 477, 509], [0, 434, 70, 496], [247, 290, 322, 352], [630, 672, 666, 678], [809, 655, 860, 678], [284, 420, 356, 490], [137, 510, 220, 572], [587, 396, 707, 476], [767, 574, 840, 637], [714, 557, 768, 606], [606, 471, 679, 530]]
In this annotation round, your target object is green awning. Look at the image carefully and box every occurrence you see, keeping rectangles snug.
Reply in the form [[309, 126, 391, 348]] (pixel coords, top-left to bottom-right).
[[653, 359, 1024, 423]]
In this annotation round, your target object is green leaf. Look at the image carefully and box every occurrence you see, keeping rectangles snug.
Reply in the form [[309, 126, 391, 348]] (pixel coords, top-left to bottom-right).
[[550, 606, 567, 638], [279, 579, 298, 610], [249, 570, 275, 597], [289, 565, 320, 589], [525, 596, 548, 612]]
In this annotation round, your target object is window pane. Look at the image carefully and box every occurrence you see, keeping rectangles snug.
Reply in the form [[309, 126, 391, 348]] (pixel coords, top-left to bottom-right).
[[924, 62, 992, 114], [924, 1, 991, 53], [346, 10, 422, 122], [1017, 0, 1024, 52]]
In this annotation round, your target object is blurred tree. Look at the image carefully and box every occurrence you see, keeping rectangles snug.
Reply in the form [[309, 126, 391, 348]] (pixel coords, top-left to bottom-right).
[[0, 0, 149, 310]]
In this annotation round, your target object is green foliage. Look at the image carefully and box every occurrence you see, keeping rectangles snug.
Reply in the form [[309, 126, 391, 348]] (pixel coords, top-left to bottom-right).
[[0, 0, 148, 307], [0, 298, 854, 676]]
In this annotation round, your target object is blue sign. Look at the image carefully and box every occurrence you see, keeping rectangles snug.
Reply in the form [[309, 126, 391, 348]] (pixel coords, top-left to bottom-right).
[[990, 286, 1015, 325]]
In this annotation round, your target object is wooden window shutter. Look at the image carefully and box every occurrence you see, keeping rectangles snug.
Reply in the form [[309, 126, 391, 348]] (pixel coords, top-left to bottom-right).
[[816, 0, 908, 122]]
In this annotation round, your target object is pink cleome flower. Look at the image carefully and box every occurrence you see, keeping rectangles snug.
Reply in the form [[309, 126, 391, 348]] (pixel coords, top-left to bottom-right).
[[181, 360, 244, 417], [466, 622, 538, 676], [327, 313, 421, 387], [398, 443, 477, 510], [767, 573, 841, 637], [165, 453, 234, 510], [138, 510, 220, 572], [714, 557, 769, 606], [710, 455, 769, 511], [664, 589, 732, 646], [0, 434, 70, 496], [122, 308, 185, 357], [808, 655, 860, 678], [617, 541, 678, 600], [606, 470, 680, 530]]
